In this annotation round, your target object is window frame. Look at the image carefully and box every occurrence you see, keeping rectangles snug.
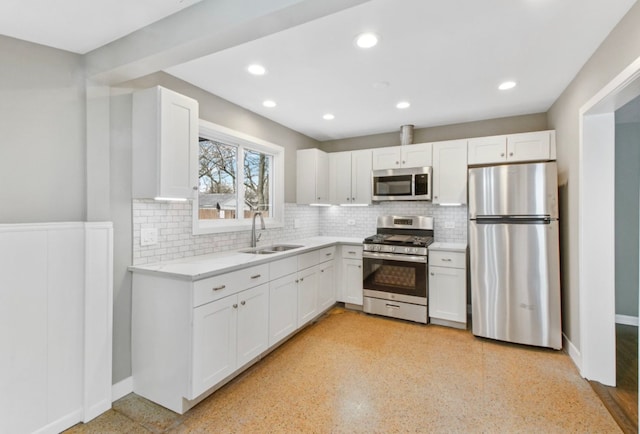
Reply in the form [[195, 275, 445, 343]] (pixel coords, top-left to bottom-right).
[[193, 119, 284, 235]]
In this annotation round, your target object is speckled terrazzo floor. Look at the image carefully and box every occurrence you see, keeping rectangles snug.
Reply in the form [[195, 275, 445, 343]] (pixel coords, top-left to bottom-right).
[[66, 307, 621, 433]]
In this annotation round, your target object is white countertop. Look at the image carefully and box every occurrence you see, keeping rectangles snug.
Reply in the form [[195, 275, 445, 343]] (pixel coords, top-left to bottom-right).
[[429, 242, 467, 252], [128, 236, 362, 281]]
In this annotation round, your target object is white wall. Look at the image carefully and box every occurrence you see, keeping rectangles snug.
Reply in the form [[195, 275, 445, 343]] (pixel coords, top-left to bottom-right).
[[0, 35, 86, 222], [548, 2, 640, 349]]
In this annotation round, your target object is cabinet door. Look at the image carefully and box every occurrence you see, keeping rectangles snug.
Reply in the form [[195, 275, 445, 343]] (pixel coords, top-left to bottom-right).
[[467, 136, 507, 165], [268, 274, 298, 347], [433, 140, 468, 205], [372, 146, 401, 170], [329, 152, 353, 205], [344, 259, 363, 305], [401, 142, 433, 167], [297, 266, 319, 328], [160, 89, 199, 199], [507, 131, 551, 162], [236, 284, 269, 367], [317, 261, 336, 312], [191, 295, 237, 398], [316, 150, 329, 202], [429, 266, 466, 323], [351, 149, 372, 205]]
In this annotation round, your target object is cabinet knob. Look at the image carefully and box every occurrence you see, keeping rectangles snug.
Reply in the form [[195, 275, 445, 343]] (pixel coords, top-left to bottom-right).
[[241, 300, 246, 306], [358, 265, 361, 269], [395, 161, 399, 165], [295, 279, 299, 283], [300, 277, 304, 282], [351, 197, 355, 201], [346, 197, 350, 201], [509, 152, 514, 156], [321, 269, 324, 273], [434, 195, 438, 199], [192, 186, 198, 191], [402, 160, 406, 164], [500, 153, 505, 157], [317, 197, 320, 200], [430, 272, 434, 276], [233, 303, 238, 309]]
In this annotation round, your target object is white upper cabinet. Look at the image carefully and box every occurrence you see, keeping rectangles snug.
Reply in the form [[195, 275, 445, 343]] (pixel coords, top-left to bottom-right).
[[329, 149, 372, 205], [468, 130, 555, 165], [432, 139, 467, 205], [132, 86, 199, 199], [296, 148, 329, 204], [372, 142, 433, 170]]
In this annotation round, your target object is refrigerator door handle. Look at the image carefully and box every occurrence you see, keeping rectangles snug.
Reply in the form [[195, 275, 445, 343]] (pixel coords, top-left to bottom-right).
[[474, 215, 553, 224]]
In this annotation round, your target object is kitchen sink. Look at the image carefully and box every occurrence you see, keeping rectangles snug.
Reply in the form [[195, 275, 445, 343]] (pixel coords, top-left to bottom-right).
[[240, 244, 304, 255], [268, 244, 304, 252]]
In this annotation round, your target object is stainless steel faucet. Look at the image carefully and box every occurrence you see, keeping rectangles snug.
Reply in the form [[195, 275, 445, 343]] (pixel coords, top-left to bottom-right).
[[251, 212, 265, 247]]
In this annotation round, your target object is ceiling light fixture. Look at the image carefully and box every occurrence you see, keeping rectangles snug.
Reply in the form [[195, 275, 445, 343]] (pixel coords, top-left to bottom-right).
[[247, 64, 266, 75], [355, 32, 378, 49], [323, 113, 335, 120], [396, 101, 410, 109], [263, 100, 276, 108], [498, 81, 517, 90]]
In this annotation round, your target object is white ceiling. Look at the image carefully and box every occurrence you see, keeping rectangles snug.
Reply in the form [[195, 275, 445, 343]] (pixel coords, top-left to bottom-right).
[[0, 0, 201, 54], [0, 0, 636, 141]]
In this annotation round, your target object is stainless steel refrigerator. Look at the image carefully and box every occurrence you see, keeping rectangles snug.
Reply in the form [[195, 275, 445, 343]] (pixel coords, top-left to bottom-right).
[[468, 161, 561, 350]]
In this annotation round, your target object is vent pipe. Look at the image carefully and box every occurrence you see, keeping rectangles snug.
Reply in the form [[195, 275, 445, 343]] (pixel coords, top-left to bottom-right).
[[400, 124, 414, 145]]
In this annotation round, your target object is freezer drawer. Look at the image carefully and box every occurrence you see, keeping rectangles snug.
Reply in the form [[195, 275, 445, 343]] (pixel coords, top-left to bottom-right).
[[469, 220, 561, 349], [468, 162, 558, 219]]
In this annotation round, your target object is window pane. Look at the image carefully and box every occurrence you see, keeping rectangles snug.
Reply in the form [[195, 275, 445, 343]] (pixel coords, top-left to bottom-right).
[[198, 138, 237, 220], [244, 149, 271, 218]]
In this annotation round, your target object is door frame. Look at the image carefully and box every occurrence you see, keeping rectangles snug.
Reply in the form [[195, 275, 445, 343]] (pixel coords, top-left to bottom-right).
[[579, 54, 640, 386]]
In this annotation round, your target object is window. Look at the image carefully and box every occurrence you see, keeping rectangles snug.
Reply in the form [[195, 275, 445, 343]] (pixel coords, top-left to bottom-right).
[[193, 120, 284, 234]]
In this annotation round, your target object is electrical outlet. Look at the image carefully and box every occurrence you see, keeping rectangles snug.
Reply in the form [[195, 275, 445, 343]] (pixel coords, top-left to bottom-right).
[[347, 219, 356, 226], [444, 221, 455, 229], [294, 218, 301, 229], [141, 228, 158, 246]]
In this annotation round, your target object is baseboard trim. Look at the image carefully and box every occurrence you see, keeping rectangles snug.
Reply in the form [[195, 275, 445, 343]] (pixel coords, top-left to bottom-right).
[[112, 376, 133, 402], [615, 314, 639, 326], [563, 333, 582, 373]]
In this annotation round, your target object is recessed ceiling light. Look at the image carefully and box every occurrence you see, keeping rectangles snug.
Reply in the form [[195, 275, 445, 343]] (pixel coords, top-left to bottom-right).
[[355, 32, 378, 49], [498, 81, 517, 90], [323, 113, 335, 120], [396, 101, 410, 109], [263, 100, 276, 108], [247, 64, 266, 75]]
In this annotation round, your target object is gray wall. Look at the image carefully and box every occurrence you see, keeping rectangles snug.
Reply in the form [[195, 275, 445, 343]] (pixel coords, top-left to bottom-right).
[[320, 113, 548, 152], [547, 2, 640, 348], [615, 119, 640, 317], [0, 35, 86, 222]]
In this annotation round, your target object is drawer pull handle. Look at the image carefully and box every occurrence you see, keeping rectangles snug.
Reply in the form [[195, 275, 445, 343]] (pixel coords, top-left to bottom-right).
[[348, 251, 356, 255], [241, 300, 246, 306], [250, 274, 261, 279], [386, 304, 400, 310], [326, 252, 332, 256], [233, 303, 238, 309], [212, 285, 226, 291], [441, 258, 452, 262]]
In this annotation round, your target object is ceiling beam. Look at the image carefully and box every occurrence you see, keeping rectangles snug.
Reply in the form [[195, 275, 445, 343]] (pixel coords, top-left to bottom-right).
[[84, 0, 371, 85]]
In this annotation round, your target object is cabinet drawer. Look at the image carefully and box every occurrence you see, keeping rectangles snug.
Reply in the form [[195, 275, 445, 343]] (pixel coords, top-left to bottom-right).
[[298, 250, 320, 270], [429, 251, 465, 269], [193, 264, 269, 307], [317, 246, 336, 263], [270, 256, 298, 280], [341, 245, 362, 260]]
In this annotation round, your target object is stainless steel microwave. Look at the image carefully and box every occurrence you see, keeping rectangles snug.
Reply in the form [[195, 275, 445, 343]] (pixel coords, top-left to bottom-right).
[[372, 167, 432, 201]]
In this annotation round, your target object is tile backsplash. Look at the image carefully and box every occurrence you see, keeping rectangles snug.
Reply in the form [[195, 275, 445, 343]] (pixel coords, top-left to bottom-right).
[[132, 200, 468, 265]]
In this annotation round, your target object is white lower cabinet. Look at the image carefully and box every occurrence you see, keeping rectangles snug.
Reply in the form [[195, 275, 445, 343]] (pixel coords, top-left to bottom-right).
[[191, 283, 270, 399], [338, 245, 363, 306], [133, 244, 341, 414], [428, 247, 467, 329], [268, 273, 298, 347]]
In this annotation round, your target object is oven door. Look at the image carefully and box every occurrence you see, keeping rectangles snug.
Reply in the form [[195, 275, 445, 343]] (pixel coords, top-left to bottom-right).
[[362, 251, 427, 305]]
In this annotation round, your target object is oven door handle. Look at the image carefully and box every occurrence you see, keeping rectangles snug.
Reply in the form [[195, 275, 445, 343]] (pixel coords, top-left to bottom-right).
[[362, 251, 427, 264]]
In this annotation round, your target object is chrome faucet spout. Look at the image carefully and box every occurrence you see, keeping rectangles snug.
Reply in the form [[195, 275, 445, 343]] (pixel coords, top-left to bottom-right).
[[251, 212, 265, 247]]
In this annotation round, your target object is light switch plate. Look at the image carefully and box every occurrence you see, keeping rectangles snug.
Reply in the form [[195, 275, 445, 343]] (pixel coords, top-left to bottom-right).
[[141, 228, 158, 246]]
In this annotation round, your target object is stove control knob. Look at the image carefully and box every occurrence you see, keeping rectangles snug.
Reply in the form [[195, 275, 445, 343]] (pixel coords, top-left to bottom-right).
[[390, 246, 396, 252], [374, 245, 381, 252]]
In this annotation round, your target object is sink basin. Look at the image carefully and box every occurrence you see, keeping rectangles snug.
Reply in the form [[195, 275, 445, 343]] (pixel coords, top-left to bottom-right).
[[268, 244, 304, 252], [239, 244, 304, 255]]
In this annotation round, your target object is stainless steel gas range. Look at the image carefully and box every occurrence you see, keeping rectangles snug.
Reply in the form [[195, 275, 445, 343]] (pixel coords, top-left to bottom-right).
[[362, 215, 434, 324]]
